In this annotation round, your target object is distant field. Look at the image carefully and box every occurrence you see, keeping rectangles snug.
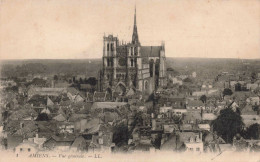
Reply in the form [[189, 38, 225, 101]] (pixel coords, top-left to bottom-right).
[[0, 57, 259, 78]]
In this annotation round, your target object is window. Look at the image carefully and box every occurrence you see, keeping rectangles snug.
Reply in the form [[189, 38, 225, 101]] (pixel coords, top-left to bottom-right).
[[134, 47, 137, 55], [145, 81, 148, 90], [20, 148, 23, 152], [131, 59, 134, 67], [131, 47, 133, 56], [111, 43, 114, 51], [99, 138, 103, 144], [107, 43, 109, 51], [28, 148, 31, 152], [107, 59, 110, 66]]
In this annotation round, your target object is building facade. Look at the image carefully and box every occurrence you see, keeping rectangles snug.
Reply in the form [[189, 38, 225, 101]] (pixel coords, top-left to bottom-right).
[[100, 7, 167, 95]]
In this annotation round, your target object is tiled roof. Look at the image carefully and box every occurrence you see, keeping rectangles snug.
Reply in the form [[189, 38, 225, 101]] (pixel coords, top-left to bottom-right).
[[53, 114, 66, 122], [187, 100, 205, 107], [67, 87, 79, 95], [51, 134, 76, 142], [91, 102, 127, 109], [80, 84, 92, 89], [202, 113, 217, 121], [94, 92, 106, 98], [140, 46, 162, 58], [68, 113, 88, 122]]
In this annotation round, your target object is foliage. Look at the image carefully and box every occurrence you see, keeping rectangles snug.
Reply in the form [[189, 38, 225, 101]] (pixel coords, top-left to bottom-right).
[[200, 95, 207, 103], [223, 88, 233, 97], [183, 77, 193, 83], [211, 108, 244, 143], [112, 123, 129, 146], [5, 86, 18, 93], [244, 123, 260, 140], [54, 75, 58, 81]]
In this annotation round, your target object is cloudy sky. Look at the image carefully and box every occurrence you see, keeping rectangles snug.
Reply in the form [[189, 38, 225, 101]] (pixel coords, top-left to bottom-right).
[[0, 0, 259, 59]]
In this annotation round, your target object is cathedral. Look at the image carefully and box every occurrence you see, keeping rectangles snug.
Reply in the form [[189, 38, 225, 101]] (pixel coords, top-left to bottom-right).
[[99, 7, 167, 95]]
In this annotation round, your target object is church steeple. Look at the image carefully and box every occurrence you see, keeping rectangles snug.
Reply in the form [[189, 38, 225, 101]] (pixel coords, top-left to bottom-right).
[[132, 5, 140, 45]]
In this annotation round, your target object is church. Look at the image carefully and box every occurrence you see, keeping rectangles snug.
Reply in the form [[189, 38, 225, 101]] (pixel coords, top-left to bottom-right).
[[99, 7, 167, 95]]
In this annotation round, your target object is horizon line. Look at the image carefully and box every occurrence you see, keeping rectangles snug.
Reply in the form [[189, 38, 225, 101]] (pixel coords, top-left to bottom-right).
[[1, 56, 260, 61]]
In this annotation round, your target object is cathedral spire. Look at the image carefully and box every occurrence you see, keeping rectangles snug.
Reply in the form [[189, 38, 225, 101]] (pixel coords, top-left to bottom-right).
[[132, 5, 140, 45]]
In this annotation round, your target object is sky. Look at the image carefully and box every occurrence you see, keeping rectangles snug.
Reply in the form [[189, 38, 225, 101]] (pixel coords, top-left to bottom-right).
[[0, 0, 259, 60]]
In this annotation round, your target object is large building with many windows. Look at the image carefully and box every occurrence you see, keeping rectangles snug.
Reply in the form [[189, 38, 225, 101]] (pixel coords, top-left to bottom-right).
[[99, 7, 167, 95]]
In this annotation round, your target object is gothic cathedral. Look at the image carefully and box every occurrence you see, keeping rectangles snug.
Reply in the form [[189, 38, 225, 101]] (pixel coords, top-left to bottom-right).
[[100, 7, 167, 95]]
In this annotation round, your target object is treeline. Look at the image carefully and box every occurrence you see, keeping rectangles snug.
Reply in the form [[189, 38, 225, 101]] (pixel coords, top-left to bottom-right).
[[0, 59, 102, 78]]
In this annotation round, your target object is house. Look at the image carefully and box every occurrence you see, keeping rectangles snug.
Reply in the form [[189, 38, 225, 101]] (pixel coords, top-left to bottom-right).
[[160, 134, 185, 151], [29, 134, 47, 148], [247, 83, 259, 91], [91, 102, 127, 113], [70, 136, 88, 152], [27, 87, 65, 98], [53, 114, 67, 122], [93, 92, 107, 102], [183, 111, 202, 124], [85, 123, 114, 153], [159, 106, 172, 113], [186, 100, 205, 110], [202, 113, 217, 122], [241, 115, 260, 128], [192, 91, 207, 97], [43, 134, 76, 151], [15, 140, 38, 155], [129, 143, 155, 153], [179, 132, 203, 153], [171, 77, 183, 85], [204, 132, 226, 153], [172, 108, 187, 116], [228, 101, 239, 112], [241, 104, 257, 115], [163, 124, 179, 134], [246, 96, 259, 105], [198, 124, 211, 131], [58, 122, 75, 134], [86, 92, 94, 102], [7, 135, 23, 150], [67, 87, 84, 103], [53, 80, 70, 88], [18, 85, 27, 95]]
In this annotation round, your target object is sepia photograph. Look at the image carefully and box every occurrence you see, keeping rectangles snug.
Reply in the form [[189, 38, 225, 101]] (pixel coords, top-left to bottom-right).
[[0, 0, 260, 161]]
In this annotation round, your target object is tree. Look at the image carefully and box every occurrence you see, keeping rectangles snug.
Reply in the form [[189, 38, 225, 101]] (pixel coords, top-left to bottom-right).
[[112, 123, 128, 146], [223, 88, 233, 97], [245, 123, 260, 139], [87, 77, 97, 86], [211, 108, 244, 143], [53, 75, 58, 81], [200, 95, 207, 103]]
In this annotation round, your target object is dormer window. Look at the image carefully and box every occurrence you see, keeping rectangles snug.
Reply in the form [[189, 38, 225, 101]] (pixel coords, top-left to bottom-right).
[[190, 137, 194, 142]]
